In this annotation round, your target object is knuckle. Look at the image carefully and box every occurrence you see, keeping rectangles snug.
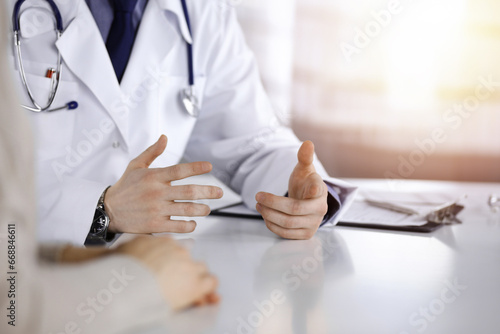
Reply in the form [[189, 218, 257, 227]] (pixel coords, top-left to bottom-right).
[[150, 202, 162, 214], [169, 165, 182, 179], [150, 186, 163, 199]]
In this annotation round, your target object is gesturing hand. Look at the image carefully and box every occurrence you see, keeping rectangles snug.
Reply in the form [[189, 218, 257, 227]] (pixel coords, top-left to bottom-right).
[[255, 141, 328, 240], [105, 135, 223, 234]]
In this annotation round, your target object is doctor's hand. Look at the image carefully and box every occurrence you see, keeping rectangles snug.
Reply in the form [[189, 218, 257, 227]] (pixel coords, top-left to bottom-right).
[[105, 135, 223, 234], [255, 141, 328, 240]]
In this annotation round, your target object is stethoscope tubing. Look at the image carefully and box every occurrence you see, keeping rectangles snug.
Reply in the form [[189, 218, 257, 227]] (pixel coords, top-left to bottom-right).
[[13, 0, 196, 116], [180, 0, 194, 88], [13, 0, 70, 112]]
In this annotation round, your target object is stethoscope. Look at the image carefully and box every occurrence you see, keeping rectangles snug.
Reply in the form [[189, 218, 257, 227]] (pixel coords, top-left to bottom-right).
[[12, 0, 200, 118]]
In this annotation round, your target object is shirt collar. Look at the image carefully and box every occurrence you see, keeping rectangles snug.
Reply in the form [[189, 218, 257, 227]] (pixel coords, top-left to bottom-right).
[[156, 0, 193, 44]]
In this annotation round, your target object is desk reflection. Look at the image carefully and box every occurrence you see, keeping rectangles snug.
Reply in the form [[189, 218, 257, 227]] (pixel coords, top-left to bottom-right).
[[251, 229, 352, 334]]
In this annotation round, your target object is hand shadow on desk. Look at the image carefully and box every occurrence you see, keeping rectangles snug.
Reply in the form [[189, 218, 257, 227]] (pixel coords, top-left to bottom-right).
[[252, 230, 353, 334]]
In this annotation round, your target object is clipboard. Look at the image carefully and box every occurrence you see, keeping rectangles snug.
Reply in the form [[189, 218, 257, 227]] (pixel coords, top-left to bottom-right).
[[211, 203, 445, 233], [337, 219, 444, 233], [336, 191, 464, 233], [210, 191, 464, 233], [211, 203, 262, 220]]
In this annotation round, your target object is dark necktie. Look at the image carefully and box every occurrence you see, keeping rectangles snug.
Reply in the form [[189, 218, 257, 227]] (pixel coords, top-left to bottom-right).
[[106, 0, 139, 82]]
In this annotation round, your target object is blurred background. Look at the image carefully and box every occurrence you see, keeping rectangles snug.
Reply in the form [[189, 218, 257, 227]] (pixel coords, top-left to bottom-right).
[[234, 0, 500, 182]]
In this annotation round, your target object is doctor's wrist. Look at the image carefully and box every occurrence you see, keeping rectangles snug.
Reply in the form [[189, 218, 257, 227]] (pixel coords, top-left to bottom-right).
[[104, 185, 119, 233]]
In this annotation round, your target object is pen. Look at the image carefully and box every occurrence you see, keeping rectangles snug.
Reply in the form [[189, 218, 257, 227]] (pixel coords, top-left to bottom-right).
[[364, 199, 419, 215]]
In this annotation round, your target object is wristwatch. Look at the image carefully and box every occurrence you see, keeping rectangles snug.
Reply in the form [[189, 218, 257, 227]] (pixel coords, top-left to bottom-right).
[[85, 186, 114, 246]]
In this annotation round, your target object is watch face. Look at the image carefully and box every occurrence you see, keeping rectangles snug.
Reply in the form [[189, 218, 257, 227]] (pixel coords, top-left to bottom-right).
[[91, 208, 108, 235]]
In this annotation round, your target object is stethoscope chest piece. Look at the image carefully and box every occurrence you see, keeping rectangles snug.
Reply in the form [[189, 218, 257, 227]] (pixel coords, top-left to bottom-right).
[[180, 86, 199, 118]]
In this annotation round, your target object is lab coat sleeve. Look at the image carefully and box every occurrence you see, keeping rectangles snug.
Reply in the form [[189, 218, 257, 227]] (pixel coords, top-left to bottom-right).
[[36, 164, 108, 245], [185, 3, 357, 222]]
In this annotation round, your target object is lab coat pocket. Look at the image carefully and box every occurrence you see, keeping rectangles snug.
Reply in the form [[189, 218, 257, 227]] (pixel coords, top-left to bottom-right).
[[19, 73, 80, 162]]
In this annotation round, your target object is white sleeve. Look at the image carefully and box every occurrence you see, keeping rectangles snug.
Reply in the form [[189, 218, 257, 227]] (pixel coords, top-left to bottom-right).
[[185, 4, 357, 216], [36, 167, 108, 245], [185, 4, 303, 208]]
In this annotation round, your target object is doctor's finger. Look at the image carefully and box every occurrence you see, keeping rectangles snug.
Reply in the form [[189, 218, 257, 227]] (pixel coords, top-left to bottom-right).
[[129, 135, 168, 170], [264, 220, 314, 240], [256, 192, 320, 216], [303, 173, 327, 199], [150, 219, 198, 234], [164, 185, 223, 201], [164, 202, 212, 217], [297, 140, 315, 167], [256, 203, 311, 229], [158, 161, 213, 182]]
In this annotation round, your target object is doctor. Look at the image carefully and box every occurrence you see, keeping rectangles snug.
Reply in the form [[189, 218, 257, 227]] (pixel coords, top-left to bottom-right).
[[8, 0, 354, 245]]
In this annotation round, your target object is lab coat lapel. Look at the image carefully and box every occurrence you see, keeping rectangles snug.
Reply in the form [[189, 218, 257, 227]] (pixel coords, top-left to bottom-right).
[[55, 1, 129, 144], [120, 0, 193, 94]]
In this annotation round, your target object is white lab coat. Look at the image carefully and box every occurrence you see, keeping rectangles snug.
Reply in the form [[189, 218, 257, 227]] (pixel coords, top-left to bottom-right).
[[7, 0, 355, 245]]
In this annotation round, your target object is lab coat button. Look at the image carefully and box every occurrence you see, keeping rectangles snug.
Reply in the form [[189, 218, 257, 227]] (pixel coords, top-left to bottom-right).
[[112, 141, 120, 148]]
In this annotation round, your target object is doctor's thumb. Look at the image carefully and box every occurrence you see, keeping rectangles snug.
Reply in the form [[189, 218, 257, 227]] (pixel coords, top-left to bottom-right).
[[129, 135, 168, 169], [297, 141, 315, 167]]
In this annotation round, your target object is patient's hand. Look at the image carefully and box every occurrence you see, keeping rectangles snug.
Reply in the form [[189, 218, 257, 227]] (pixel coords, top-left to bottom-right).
[[59, 236, 219, 310], [115, 236, 219, 310], [59, 245, 111, 263]]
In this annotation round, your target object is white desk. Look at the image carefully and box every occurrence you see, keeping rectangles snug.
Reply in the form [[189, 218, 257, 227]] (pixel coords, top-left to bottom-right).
[[135, 179, 500, 334]]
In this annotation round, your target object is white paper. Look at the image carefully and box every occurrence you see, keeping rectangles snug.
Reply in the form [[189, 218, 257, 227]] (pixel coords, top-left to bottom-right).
[[340, 200, 428, 227], [339, 191, 460, 227]]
